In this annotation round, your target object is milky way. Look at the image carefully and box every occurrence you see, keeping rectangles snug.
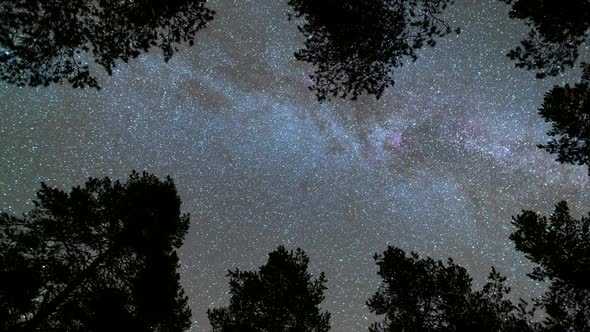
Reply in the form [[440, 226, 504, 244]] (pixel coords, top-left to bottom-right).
[[1, 0, 589, 330]]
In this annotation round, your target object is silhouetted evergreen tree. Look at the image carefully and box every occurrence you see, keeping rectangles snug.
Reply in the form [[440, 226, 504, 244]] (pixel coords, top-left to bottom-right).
[[512, 201, 590, 331], [500, 0, 590, 78], [536, 64, 590, 171], [207, 246, 330, 332], [287, 0, 458, 101], [0, 171, 191, 331], [367, 246, 536, 332], [0, 0, 214, 89]]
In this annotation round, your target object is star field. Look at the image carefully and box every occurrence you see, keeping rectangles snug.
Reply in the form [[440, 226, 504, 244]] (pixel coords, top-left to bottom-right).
[[1, 0, 589, 330]]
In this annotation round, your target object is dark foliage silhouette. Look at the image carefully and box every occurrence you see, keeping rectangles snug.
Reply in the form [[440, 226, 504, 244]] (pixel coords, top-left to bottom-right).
[[367, 246, 536, 332], [287, 0, 458, 101], [0, 171, 191, 331], [537, 64, 590, 172], [512, 201, 590, 331], [207, 245, 330, 332], [500, 0, 590, 78], [0, 0, 214, 89]]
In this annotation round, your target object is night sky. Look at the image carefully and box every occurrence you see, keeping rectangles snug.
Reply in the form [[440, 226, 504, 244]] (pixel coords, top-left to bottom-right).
[[1, 0, 589, 330]]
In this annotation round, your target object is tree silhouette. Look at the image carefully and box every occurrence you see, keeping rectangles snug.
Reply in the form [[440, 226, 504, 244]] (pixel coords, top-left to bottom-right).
[[0, 0, 214, 89], [207, 246, 331, 332], [0, 171, 192, 331], [367, 246, 536, 332], [287, 0, 458, 101], [512, 201, 590, 331], [536, 64, 590, 172], [499, 0, 590, 78]]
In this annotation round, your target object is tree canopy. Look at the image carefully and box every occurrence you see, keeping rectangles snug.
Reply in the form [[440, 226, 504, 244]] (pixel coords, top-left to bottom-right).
[[500, 0, 590, 78], [536, 64, 590, 171], [207, 245, 331, 332], [512, 201, 590, 331], [287, 0, 458, 101], [0, 171, 192, 331], [499, 0, 590, 171], [0, 0, 214, 89], [367, 246, 535, 332]]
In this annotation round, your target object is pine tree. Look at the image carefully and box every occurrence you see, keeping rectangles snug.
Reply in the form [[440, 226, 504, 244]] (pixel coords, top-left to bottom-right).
[[208, 246, 331, 332], [287, 0, 458, 101], [0, 171, 192, 331], [367, 246, 535, 331], [512, 201, 590, 331]]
